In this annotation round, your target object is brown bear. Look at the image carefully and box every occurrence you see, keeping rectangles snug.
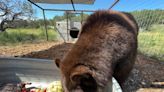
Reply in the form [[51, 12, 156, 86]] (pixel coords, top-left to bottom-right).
[[55, 10, 138, 92]]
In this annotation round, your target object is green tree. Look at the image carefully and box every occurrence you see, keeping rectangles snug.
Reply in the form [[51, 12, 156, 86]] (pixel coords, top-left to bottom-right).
[[0, 0, 34, 32], [63, 11, 76, 19]]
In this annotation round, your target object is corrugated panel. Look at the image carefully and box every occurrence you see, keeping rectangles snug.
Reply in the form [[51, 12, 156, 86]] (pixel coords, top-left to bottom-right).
[[30, 0, 95, 4]]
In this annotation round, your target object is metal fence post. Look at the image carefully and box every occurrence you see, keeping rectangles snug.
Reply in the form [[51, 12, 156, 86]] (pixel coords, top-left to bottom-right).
[[42, 9, 49, 41]]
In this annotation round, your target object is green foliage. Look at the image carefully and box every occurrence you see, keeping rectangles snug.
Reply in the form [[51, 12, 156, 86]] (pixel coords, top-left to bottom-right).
[[53, 12, 90, 26], [2, 12, 89, 29], [63, 11, 76, 19], [71, 13, 89, 22], [138, 25, 164, 61], [53, 16, 65, 21], [0, 28, 58, 45]]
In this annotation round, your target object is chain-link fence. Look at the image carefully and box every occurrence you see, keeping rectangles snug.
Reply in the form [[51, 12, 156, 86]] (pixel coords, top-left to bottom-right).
[[129, 4, 164, 61], [112, 0, 164, 61]]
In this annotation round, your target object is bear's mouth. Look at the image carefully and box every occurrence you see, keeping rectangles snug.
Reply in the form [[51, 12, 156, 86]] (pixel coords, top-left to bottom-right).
[[71, 73, 97, 92], [79, 74, 97, 92], [70, 64, 98, 92]]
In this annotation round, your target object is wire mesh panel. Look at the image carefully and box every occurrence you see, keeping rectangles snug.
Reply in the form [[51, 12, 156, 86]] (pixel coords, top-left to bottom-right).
[[112, 0, 164, 61], [131, 10, 164, 61]]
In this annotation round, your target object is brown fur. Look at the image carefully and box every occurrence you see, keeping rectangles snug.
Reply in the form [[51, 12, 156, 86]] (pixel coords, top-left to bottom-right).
[[55, 10, 138, 92]]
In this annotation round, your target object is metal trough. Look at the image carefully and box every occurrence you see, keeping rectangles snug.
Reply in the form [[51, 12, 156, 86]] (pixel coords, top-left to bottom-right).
[[0, 57, 60, 84], [0, 57, 122, 92]]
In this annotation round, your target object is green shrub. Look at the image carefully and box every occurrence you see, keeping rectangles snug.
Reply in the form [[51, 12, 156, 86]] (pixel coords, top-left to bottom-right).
[[0, 28, 58, 45]]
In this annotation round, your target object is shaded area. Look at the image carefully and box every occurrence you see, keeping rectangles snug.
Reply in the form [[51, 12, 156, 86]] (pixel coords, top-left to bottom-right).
[[20, 42, 164, 92], [123, 53, 164, 92], [0, 83, 17, 92], [0, 57, 61, 92]]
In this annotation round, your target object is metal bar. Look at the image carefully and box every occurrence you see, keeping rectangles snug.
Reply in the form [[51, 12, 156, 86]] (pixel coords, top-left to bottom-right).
[[77, 11, 83, 38], [66, 12, 69, 41], [42, 9, 49, 41], [27, 0, 44, 10], [44, 8, 95, 12], [55, 27, 66, 42], [81, 11, 83, 24], [73, 12, 82, 14], [109, 0, 120, 10], [71, 0, 76, 11]]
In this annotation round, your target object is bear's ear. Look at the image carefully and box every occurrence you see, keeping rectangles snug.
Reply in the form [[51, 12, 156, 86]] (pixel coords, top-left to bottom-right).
[[55, 58, 61, 68]]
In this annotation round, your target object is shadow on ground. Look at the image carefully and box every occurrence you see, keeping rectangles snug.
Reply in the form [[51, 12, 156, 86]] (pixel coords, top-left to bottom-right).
[[0, 71, 21, 91]]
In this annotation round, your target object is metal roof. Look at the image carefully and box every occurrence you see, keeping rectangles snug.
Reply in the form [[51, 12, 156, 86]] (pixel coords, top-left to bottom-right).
[[30, 0, 95, 4]]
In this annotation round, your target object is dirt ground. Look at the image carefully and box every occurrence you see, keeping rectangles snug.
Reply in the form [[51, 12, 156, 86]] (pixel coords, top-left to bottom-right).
[[0, 41, 163, 92]]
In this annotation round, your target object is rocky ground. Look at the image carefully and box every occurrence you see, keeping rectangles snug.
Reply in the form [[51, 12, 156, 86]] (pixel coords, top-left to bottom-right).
[[0, 41, 163, 92]]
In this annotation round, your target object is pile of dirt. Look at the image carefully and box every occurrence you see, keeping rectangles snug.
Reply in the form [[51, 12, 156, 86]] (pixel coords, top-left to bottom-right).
[[22, 42, 73, 59], [21, 42, 164, 92]]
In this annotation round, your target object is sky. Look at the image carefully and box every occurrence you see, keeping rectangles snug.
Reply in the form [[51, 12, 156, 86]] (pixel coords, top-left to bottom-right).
[[30, 0, 164, 19]]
